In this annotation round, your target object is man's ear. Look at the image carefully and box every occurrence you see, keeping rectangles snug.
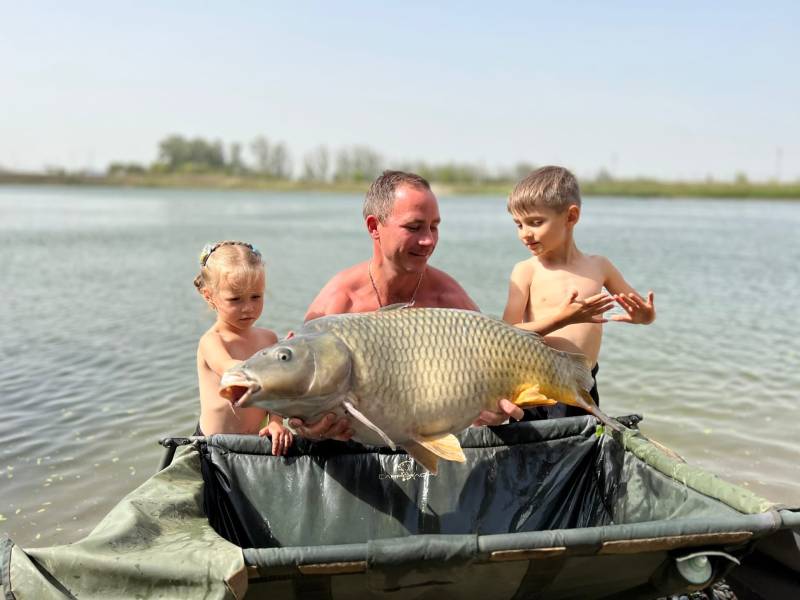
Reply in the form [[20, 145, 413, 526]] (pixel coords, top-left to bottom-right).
[[566, 204, 580, 226], [365, 215, 381, 240]]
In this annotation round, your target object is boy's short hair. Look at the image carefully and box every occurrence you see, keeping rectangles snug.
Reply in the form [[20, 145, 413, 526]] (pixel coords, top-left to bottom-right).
[[363, 170, 431, 222], [508, 166, 581, 214]]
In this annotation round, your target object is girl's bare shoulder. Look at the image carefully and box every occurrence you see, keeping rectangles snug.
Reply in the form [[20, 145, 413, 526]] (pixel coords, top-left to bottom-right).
[[198, 326, 224, 349], [252, 326, 279, 347]]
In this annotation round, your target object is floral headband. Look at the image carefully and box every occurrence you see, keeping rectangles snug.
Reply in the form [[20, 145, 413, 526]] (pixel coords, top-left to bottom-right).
[[199, 242, 262, 267]]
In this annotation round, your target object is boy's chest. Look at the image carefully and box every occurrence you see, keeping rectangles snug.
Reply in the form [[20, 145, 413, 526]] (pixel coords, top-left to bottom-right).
[[528, 263, 604, 308]]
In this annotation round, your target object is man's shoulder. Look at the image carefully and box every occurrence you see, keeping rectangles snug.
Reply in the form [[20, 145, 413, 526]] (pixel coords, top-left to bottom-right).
[[306, 293, 354, 321], [424, 265, 462, 290], [329, 262, 367, 285], [425, 266, 478, 310], [305, 263, 366, 320]]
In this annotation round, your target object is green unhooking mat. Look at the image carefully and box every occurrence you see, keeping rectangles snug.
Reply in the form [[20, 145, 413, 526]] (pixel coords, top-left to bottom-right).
[[3, 415, 799, 599]]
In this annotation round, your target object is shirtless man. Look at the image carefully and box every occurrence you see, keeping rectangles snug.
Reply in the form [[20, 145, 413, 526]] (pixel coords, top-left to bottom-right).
[[292, 170, 524, 440], [502, 166, 656, 418]]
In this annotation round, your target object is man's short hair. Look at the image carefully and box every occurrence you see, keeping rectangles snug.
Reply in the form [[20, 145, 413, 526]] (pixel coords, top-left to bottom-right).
[[363, 170, 431, 222], [508, 166, 581, 214]]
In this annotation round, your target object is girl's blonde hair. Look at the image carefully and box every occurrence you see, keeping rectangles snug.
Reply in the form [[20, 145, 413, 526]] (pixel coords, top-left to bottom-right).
[[193, 241, 265, 296]]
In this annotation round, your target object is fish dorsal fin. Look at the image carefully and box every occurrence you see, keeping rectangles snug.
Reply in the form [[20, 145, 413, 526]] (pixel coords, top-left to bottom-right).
[[512, 383, 558, 408], [343, 399, 397, 450], [403, 441, 441, 474], [378, 302, 411, 311], [415, 434, 466, 464]]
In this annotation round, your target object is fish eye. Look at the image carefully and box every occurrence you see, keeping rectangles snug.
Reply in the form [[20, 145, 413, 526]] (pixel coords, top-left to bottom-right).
[[276, 348, 293, 362]]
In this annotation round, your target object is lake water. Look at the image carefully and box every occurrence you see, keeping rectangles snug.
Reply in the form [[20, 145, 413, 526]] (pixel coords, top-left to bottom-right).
[[1, 185, 798, 547]]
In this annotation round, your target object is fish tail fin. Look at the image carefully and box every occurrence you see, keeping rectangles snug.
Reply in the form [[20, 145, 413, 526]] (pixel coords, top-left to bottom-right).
[[578, 389, 625, 434], [562, 352, 625, 433]]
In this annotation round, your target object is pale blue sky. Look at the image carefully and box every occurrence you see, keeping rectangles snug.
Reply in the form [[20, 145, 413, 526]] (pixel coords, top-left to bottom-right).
[[2, 2, 798, 180]]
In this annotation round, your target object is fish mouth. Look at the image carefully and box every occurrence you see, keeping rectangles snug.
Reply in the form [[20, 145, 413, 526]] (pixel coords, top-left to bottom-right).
[[219, 371, 261, 407]]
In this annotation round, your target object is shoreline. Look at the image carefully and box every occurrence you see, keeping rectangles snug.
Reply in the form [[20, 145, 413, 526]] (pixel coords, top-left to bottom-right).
[[1, 172, 799, 199]]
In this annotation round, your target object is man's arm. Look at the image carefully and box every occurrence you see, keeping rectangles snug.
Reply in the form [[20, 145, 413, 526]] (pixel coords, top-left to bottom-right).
[[602, 257, 656, 324]]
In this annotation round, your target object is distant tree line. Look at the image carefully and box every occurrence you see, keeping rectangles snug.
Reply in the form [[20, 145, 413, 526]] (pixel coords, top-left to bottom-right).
[[106, 134, 544, 185]]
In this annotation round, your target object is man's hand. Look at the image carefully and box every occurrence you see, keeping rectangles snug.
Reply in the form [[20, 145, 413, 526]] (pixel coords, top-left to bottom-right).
[[288, 413, 354, 442], [558, 289, 616, 326], [611, 291, 656, 324], [472, 398, 524, 427]]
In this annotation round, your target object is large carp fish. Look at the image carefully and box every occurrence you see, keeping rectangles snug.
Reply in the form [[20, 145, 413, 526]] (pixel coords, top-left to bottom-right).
[[220, 307, 614, 473]]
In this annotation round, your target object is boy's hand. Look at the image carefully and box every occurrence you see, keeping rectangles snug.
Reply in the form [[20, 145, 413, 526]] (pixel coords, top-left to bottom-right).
[[472, 398, 524, 427], [611, 291, 656, 324], [259, 420, 294, 456], [559, 289, 616, 326]]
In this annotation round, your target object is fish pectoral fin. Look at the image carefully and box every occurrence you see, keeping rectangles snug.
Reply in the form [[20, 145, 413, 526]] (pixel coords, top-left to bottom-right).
[[377, 302, 409, 311], [343, 399, 397, 450], [403, 441, 440, 474], [414, 434, 467, 464], [513, 383, 558, 408]]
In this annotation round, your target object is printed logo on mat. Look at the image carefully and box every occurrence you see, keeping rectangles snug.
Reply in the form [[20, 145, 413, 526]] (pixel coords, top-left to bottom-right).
[[379, 459, 432, 481]]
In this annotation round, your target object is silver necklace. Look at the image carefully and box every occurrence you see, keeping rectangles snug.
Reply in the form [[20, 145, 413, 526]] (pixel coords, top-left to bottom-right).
[[368, 261, 425, 308]]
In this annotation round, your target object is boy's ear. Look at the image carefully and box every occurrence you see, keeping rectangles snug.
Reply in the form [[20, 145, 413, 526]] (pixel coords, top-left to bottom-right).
[[566, 204, 580, 226], [365, 215, 381, 240]]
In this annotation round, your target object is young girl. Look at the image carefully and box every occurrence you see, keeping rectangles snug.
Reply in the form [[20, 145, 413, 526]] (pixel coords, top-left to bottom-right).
[[193, 240, 292, 455]]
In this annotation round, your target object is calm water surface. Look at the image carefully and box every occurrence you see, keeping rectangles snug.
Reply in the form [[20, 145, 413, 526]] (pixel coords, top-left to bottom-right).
[[1, 186, 798, 546]]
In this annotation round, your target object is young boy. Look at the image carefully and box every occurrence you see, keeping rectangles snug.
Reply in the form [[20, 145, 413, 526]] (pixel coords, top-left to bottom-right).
[[502, 166, 655, 418]]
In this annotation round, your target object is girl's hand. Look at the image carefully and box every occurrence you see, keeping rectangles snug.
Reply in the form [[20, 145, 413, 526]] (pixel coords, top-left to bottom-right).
[[259, 421, 294, 456], [611, 291, 656, 324], [558, 289, 616, 326]]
